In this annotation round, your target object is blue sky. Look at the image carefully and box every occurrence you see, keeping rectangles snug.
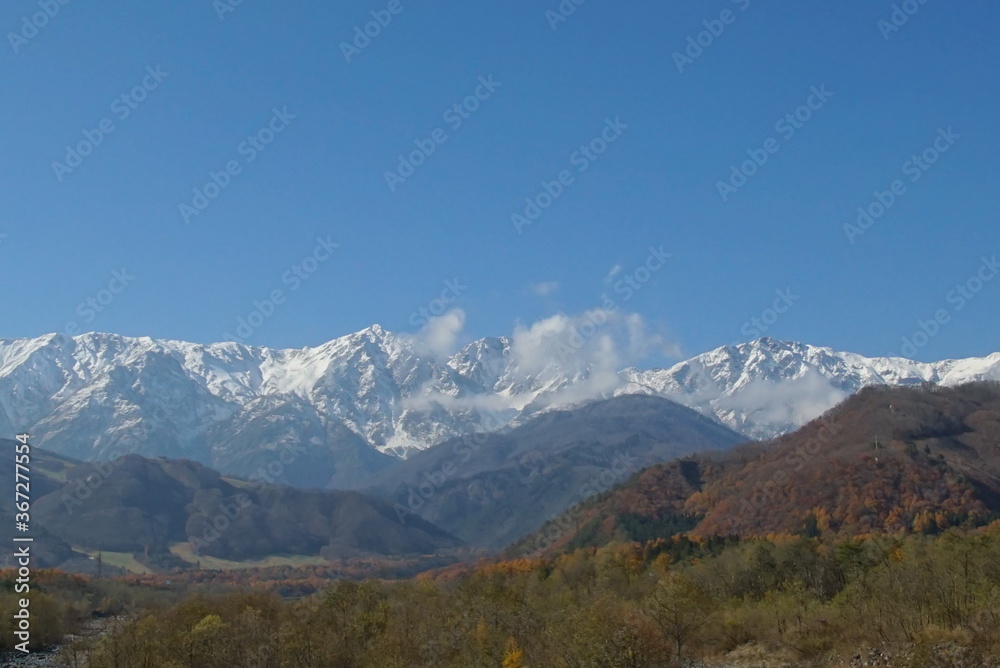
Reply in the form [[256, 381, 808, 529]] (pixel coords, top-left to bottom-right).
[[1, 0, 997, 364]]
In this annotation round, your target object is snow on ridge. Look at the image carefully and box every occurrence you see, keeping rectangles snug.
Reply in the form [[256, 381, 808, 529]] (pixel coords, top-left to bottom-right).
[[0, 329, 997, 461]]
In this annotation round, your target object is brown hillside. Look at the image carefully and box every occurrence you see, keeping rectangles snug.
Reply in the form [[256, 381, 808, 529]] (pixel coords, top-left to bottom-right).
[[690, 382, 1000, 537], [514, 382, 1000, 557]]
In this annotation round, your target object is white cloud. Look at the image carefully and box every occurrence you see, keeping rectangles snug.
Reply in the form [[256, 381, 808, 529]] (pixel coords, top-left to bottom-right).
[[405, 308, 466, 359], [403, 390, 514, 414], [529, 281, 560, 296], [508, 309, 679, 403], [403, 308, 681, 418], [714, 371, 848, 432], [603, 264, 623, 284]]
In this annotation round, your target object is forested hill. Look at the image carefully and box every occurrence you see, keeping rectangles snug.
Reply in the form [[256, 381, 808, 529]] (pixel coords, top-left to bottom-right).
[[0, 443, 462, 572], [512, 382, 1000, 557]]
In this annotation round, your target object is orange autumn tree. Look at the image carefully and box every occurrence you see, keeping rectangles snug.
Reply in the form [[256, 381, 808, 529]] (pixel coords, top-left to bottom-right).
[[502, 636, 524, 668]]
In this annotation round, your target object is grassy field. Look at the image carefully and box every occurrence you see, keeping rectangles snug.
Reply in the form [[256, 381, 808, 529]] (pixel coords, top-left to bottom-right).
[[74, 548, 154, 574], [169, 542, 330, 570], [71, 544, 330, 574], [36, 456, 75, 482], [221, 476, 253, 489]]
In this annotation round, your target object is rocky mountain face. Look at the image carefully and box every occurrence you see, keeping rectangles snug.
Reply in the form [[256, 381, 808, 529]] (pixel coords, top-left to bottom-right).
[[1, 329, 997, 487], [620, 337, 1000, 439]]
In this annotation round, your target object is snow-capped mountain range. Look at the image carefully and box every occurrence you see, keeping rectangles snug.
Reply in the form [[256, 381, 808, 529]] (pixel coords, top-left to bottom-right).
[[1, 328, 998, 473]]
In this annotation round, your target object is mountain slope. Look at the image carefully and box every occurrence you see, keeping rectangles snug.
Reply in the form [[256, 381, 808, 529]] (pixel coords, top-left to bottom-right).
[[371, 394, 746, 549], [512, 382, 1000, 557], [8, 448, 461, 572], [688, 381, 1000, 538], [0, 440, 88, 569]]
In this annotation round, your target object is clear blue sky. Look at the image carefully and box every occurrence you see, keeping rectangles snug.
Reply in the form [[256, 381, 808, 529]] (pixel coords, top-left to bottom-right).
[[2, 0, 997, 363]]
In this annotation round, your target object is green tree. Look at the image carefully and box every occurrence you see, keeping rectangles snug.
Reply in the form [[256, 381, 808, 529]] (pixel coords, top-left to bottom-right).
[[647, 572, 713, 662]]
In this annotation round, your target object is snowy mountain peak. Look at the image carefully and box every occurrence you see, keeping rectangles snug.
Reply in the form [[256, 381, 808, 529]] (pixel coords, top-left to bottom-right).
[[448, 336, 512, 391], [0, 329, 997, 472], [620, 337, 1000, 439]]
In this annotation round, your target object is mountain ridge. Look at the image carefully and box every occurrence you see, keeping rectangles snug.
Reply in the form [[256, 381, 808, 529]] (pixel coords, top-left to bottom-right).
[[0, 439, 462, 572], [2, 329, 997, 486], [368, 394, 745, 549]]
